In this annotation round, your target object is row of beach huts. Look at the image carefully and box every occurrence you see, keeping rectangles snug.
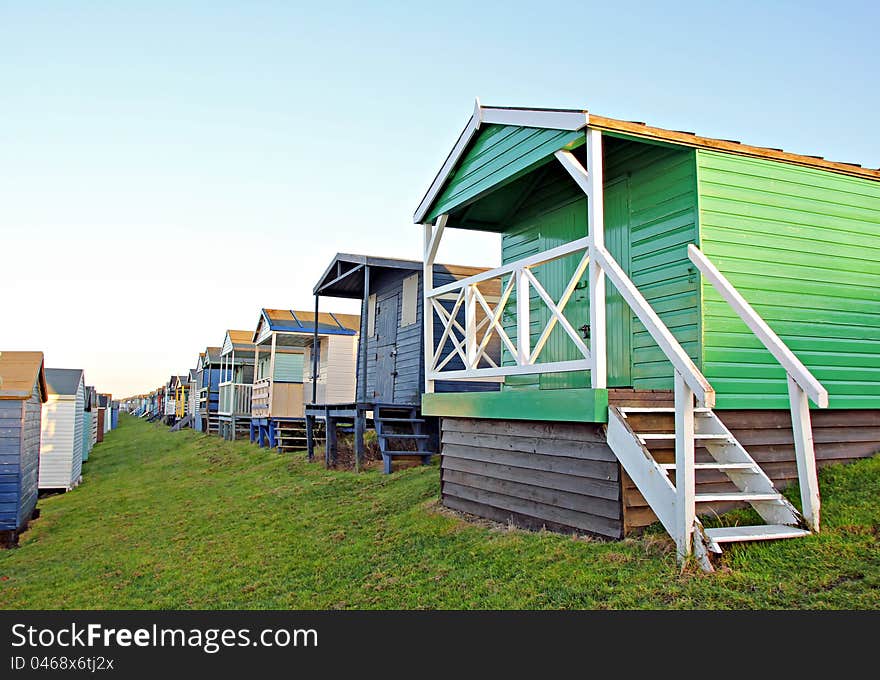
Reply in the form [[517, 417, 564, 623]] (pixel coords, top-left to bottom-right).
[[0, 353, 117, 545], [119, 252, 497, 473], [10, 103, 880, 570]]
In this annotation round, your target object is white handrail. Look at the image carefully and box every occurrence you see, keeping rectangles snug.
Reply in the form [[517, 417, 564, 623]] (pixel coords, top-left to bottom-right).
[[687, 244, 829, 408], [592, 244, 715, 408], [428, 236, 592, 298]]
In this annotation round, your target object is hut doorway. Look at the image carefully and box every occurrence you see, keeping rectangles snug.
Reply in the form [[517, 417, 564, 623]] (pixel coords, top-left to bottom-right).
[[374, 292, 399, 402]]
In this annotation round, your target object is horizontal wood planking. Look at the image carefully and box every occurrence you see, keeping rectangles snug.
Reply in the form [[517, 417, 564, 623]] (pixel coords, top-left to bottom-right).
[[428, 125, 583, 221], [440, 417, 623, 538], [622, 408, 880, 531], [697, 149, 880, 409]]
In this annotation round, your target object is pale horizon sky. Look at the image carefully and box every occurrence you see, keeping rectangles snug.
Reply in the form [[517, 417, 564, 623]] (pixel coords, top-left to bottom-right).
[[2, 1, 878, 397]]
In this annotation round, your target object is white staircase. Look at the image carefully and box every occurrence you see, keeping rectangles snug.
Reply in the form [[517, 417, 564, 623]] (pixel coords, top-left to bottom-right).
[[609, 405, 811, 563], [599, 244, 828, 571]]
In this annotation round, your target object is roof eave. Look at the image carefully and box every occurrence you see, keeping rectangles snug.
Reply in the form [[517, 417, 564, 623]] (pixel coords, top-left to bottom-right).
[[413, 101, 589, 224]]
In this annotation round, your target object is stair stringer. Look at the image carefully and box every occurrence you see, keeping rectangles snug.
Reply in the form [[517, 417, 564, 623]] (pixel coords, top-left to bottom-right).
[[606, 407, 678, 540]]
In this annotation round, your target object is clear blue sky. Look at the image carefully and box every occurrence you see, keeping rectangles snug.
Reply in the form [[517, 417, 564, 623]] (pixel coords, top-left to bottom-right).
[[1, 1, 878, 396]]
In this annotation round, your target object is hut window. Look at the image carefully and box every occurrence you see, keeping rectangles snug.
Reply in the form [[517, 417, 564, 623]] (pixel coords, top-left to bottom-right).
[[401, 274, 418, 327], [367, 294, 377, 337]]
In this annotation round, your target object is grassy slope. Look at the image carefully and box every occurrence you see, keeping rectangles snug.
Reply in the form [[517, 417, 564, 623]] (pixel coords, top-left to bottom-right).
[[1, 415, 878, 609]]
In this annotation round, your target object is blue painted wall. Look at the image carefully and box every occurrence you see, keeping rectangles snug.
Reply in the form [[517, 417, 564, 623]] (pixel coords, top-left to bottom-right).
[[0, 380, 41, 532]]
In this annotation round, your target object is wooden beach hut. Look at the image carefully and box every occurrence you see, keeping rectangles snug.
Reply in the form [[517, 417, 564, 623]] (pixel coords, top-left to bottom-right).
[[163, 378, 178, 425], [197, 347, 223, 434], [412, 102, 880, 569], [39, 368, 86, 491], [308, 254, 500, 472], [95, 393, 109, 440], [0, 351, 47, 545], [218, 331, 256, 440], [188, 367, 200, 431], [81, 384, 93, 462], [87, 387, 98, 445], [173, 375, 188, 423], [250, 308, 359, 451]]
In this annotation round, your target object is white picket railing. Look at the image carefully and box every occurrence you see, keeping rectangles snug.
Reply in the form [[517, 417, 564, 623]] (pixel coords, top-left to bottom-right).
[[218, 382, 253, 416]]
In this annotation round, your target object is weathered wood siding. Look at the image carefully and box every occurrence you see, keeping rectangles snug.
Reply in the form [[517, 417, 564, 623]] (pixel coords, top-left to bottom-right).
[[324, 335, 357, 403], [440, 417, 623, 538], [697, 149, 880, 409], [622, 408, 880, 531], [19, 379, 42, 526], [0, 387, 40, 531], [0, 400, 24, 531]]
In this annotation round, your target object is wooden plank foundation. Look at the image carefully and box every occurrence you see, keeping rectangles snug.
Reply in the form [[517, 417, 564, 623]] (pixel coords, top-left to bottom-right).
[[440, 418, 623, 539]]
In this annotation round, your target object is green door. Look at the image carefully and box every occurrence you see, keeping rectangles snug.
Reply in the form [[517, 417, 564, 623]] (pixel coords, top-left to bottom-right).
[[538, 198, 590, 390], [604, 177, 632, 386]]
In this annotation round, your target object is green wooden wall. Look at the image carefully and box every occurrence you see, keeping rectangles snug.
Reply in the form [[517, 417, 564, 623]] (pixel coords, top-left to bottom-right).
[[428, 124, 582, 222], [499, 139, 700, 392], [696, 150, 880, 409]]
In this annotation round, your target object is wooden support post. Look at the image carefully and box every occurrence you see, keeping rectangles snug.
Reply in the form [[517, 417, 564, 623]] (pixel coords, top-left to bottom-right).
[[515, 268, 530, 365], [587, 128, 606, 389], [305, 414, 314, 461], [674, 370, 695, 559], [465, 284, 477, 369], [354, 408, 364, 473], [312, 295, 320, 404], [424, 215, 447, 392], [788, 375, 821, 531], [359, 266, 370, 402], [268, 332, 277, 415], [325, 409, 337, 467]]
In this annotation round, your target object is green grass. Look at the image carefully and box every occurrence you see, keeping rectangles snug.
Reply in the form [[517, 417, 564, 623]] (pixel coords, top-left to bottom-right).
[[2, 415, 878, 609]]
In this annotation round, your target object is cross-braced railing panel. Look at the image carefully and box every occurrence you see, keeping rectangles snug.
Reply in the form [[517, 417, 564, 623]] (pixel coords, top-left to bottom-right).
[[425, 237, 592, 382]]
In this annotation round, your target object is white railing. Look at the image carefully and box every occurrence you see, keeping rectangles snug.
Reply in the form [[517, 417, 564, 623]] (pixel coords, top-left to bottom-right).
[[426, 236, 593, 382], [687, 244, 827, 531], [251, 378, 271, 417], [218, 382, 253, 416]]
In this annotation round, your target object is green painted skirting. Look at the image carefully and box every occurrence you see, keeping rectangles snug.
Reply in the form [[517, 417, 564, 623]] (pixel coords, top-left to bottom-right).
[[422, 389, 609, 423]]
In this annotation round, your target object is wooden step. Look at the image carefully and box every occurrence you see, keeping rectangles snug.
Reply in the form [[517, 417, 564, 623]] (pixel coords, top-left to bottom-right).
[[621, 407, 711, 414], [695, 492, 782, 503], [377, 433, 430, 440], [376, 417, 425, 424], [704, 525, 810, 543], [637, 433, 729, 441], [659, 462, 758, 471]]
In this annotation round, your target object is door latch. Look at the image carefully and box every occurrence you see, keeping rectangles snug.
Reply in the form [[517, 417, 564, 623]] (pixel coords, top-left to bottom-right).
[[579, 323, 591, 340]]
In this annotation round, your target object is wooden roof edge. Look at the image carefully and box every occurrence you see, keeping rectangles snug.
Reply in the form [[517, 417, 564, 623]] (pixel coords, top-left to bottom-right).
[[415, 102, 880, 223], [588, 114, 880, 182]]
